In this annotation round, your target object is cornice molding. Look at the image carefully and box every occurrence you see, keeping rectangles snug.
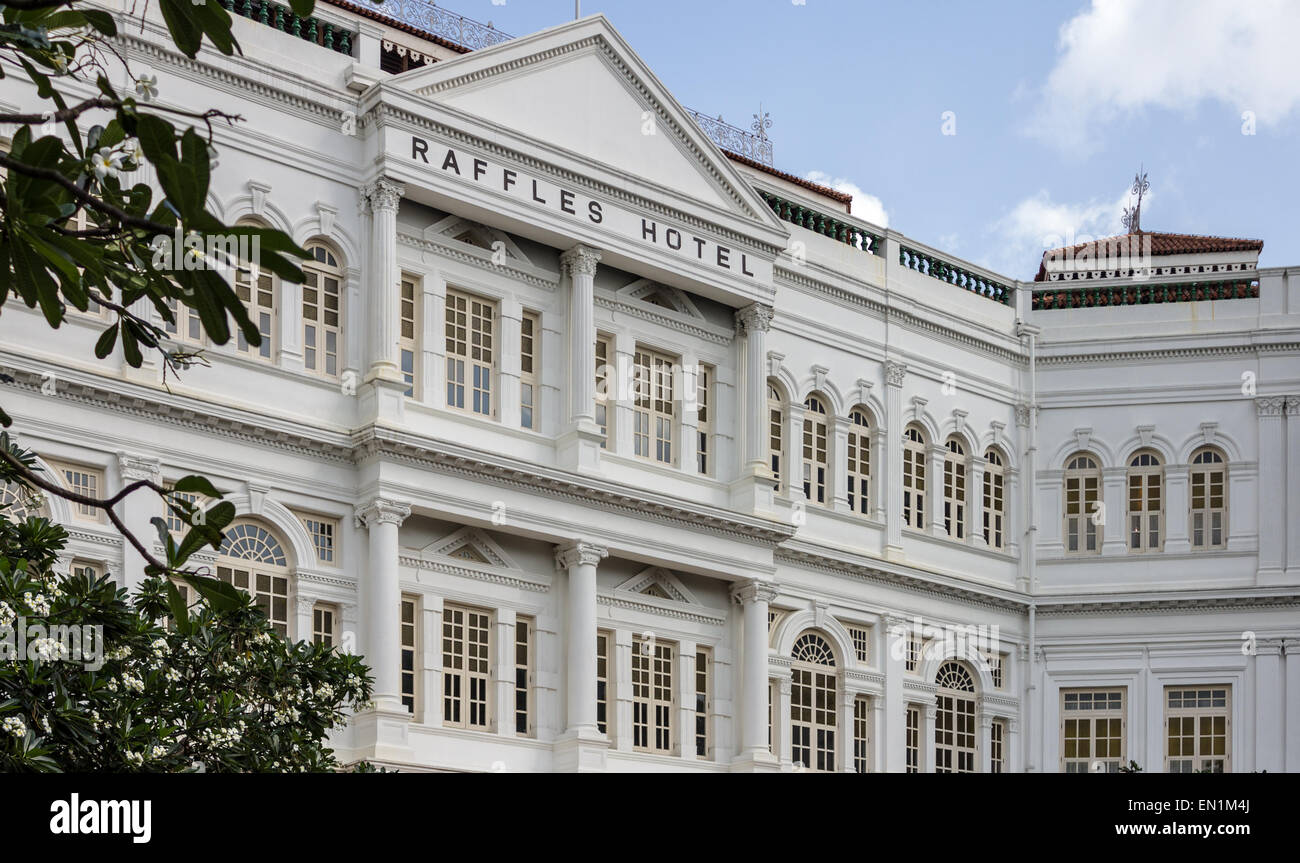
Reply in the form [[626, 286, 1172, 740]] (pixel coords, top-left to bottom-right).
[[1038, 341, 1300, 366], [1035, 590, 1300, 616], [397, 228, 559, 291], [596, 291, 733, 345], [597, 592, 726, 627], [401, 554, 551, 593]]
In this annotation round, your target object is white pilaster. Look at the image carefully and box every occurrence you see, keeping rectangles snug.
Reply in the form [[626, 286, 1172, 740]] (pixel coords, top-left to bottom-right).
[[498, 298, 523, 429], [361, 179, 404, 383], [1101, 466, 1128, 556], [554, 540, 609, 771], [884, 361, 906, 557], [731, 579, 780, 771], [114, 453, 161, 591]]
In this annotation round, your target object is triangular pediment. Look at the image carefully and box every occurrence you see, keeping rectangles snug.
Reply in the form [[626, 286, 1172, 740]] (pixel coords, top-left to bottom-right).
[[614, 566, 700, 606], [427, 215, 534, 265], [421, 526, 516, 570], [392, 15, 785, 231], [617, 278, 704, 319]]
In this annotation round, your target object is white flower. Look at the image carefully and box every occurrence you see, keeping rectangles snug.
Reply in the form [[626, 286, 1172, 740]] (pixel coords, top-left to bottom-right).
[[0, 602, 14, 626], [2, 716, 25, 737], [90, 148, 122, 182], [150, 744, 168, 759], [135, 73, 158, 102], [121, 137, 144, 166], [38, 715, 51, 734], [315, 683, 334, 700], [150, 637, 169, 657], [29, 638, 69, 662], [121, 673, 145, 694], [124, 751, 144, 767], [23, 592, 51, 617]]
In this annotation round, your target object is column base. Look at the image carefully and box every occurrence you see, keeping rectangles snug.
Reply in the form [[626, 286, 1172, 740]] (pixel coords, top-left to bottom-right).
[[341, 703, 414, 768], [553, 728, 609, 773], [729, 473, 778, 516], [359, 374, 408, 426], [730, 750, 781, 773], [884, 544, 905, 562], [556, 424, 605, 474]]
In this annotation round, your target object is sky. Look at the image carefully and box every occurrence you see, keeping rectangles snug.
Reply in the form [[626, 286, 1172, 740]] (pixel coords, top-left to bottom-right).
[[447, 0, 1300, 280]]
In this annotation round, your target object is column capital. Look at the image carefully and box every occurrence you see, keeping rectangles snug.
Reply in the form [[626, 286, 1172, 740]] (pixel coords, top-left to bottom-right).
[[884, 360, 907, 388], [1014, 402, 1033, 428], [1256, 395, 1287, 417], [734, 303, 774, 335], [555, 540, 608, 570], [354, 498, 411, 528], [1285, 396, 1300, 416], [730, 578, 779, 605], [116, 451, 161, 483], [978, 713, 994, 729], [361, 178, 405, 212], [559, 244, 602, 278]]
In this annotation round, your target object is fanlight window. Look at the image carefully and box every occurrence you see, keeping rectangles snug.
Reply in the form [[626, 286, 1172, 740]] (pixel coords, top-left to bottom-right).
[[791, 632, 836, 667], [0, 482, 47, 522], [218, 523, 290, 636], [302, 242, 342, 377], [935, 661, 977, 773], [790, 632, 837, 771], [220, 522, 288, 566]]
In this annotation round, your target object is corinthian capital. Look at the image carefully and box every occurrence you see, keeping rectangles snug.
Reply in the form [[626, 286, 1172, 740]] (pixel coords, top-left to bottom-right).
[[555, 540, 608, 570], [354, 498, 411, 528], [559, 244, 602, 278], [730, 578, 779, 606], [1256, 396, 1286, 417], [734, 303, 774, 336], [363, 179, 405, 213], [884, 360, 907, 388]]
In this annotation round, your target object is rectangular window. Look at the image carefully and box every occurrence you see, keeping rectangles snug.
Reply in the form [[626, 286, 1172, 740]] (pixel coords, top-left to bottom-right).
[[216, 564, 288, 636], [905, 633, 920, 673], [445, 290, 495, 416], [986, 652, 1005, 689], [235, 264, 275, 360], [596, 630, 610, 735], [163, 298, 203, 344], [991, 718, 1006, 773], [1190, 455, 1227, 549], [400, 596, 418, 714], [905, 705, 920, 773], [633, 348, 675, 464], [695, 647, 710, 757], [768, 395, 783, 489], [847, 417, 871, 515], [848, 626, 870, 664], [164, 488, 202, 535], [944, 453, 966, 539], [514, 615, 533, 736], [696, 364, 712, 475], [71, 561, 101, 579], [300, 515, 337, 565], [983, 465, 1005, 549], [302, 262, 340, 377], [57, 464, 103, 520], [1165, 686, 1230, 773], [1062, 688, 1126, 773], [442, 604, 491, 729], [399, 275, 420, 398], [595, 335, 613, 448], [853, 696, 870, 773], [632, 635, 674, 753], [520, 311, 539, 430], [313, 603, 337, 647]]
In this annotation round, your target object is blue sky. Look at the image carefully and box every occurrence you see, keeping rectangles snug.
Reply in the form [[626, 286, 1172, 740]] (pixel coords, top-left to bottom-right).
[[454, 0, 1299, 279]]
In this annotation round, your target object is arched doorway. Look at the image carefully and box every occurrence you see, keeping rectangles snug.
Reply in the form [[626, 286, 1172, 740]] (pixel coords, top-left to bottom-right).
[[217, 521, 291, 636], [935, 661, 977, 773], [790, 631, 837, 771]]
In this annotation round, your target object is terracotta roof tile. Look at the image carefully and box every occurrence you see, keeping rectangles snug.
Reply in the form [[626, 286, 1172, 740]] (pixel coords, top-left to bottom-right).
[[1035, 231, 1263, 281], [722, 151, 853, 210]]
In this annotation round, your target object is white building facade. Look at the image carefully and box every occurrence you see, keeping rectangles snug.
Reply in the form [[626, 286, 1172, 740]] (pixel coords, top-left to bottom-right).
[[2, 3, 1298, 772]]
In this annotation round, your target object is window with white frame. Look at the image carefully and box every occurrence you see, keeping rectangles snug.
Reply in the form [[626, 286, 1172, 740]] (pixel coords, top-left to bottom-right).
[[71, 560, 101, 579], [400, 596, 418, 715], [905, 704, 920, 773], [164, 487, 203, 536], [632, 634, 674, 753], [595, 335, 613, 448], [847, 625, 870, 664], [991, 718, 1006, 773], [768, 383, 784, 489], [802, 395, 829, 505], [790, 631, 837, 772], [847, 408, 871, 515], [985, 652, 1005, 689], [399, 275, 419, 397], [943, 438, 967, 539], [696, 364, 712, 475], [514, 615, 533, 736], [233, 221, 276, 361], [445, 289, 495, 416], [520, 311, 539, 430], [1062, 688, 1125, 773], [1165, 686, 1230, 773], [596, 630, 611, 735], [163, 297, 203, 345], [54, 463, 103, 520], [302, 242, 342, 377], [1190, 447, 1227, 550], [903, 426, 927, 529], [853, 696, 870, 773], [312, 602, 337, 648], [1127, 450, 1164, 552], [443, 603, 490, 729], [633, 347, 675, 464], [217, 522, 290, 636], [694, 647, 710, 757], [905, 631, 921, 673], [934, 661, 977, 773], [299, 514, 337, 565], [984, 448, 1006, 549], [1064, 453, 1102, 554]]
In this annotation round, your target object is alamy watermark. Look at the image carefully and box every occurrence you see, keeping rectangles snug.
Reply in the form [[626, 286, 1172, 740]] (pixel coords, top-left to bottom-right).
[[149, 226, 261, 276], [0, 615, 105, 671]]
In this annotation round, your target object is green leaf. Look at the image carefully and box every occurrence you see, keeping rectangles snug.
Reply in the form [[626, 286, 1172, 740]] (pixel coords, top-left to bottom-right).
[[93, 325, 118, 359], [164, 580, 191, 635], [172, 475, 220, 497], [180, 573, 243, 612]]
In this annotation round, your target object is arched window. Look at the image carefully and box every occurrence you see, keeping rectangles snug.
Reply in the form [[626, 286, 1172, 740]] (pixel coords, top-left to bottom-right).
[[218, 521, 290, 636], [302, 242, 342, 377], [943, 437, 967, 540], [1127, 450, 1163, 552], [767, 383, 784, 490], [935, 661, 976, 773], [790, 632, 837, 771], [802, 395, 828, 504], [233, 219, 276, 361], [1064, 453, 1101, 554], [983, 448, 1006, 549], [847, 408, 871, 515], [0, 481, 47, 522], [1190, 447, 1227, 549], [903, 425, 927, 529]]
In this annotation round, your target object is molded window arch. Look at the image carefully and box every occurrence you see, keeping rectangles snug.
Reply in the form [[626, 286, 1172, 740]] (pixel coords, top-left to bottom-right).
[[903, 425, 927, 529], [302, 240, 343, 377], [1064, 452, 1101, 554], [1189, 447, 1227, 549], [802, 395, 829, 505], [1127, 450, 1164, 552], [790, 631, 837, 771]]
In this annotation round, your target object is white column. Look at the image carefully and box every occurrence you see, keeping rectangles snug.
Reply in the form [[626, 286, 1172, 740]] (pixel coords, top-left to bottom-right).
[[560, 245, 601, 427], [1101, 466, 1128, 556], [422, 596, 444, 727], [555, 540, 607, 735], [678, 639, 697, 760], [831, 415, 851, 513], [979, 712, 994, 773], [614, 629, 634, 752], [776, 673, 793, 768], [786, 404, 805, 502], [921, 702, 937, 773], [612, 329, 635, 457], [679, 352, 699, 475], [278, 266, 304, 371], [884, 361, 906, 556], [927, 444, 948, 538], [1255, 640, 1284, 771], [355, 498, 411, 711], [1256, 397, 1286, 578], [837, 687, 855, 772], [362, 179, 404, 383], [969, 456, 987, 547], [114, 453, 161, 591], [735, 304, 774, 475], [494, 608, 517, 737], [498, 298, 523, 429], [1164, 464, 1191, 554], [883, 614, 908, 771], [731, 579, 779, 768]]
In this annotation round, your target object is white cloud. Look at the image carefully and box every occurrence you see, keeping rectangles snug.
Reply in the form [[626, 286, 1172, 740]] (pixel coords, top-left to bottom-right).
[[804, 171, 889, 227], [1029, 0, 1300, 152], [983, 185, 1147, 279]]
